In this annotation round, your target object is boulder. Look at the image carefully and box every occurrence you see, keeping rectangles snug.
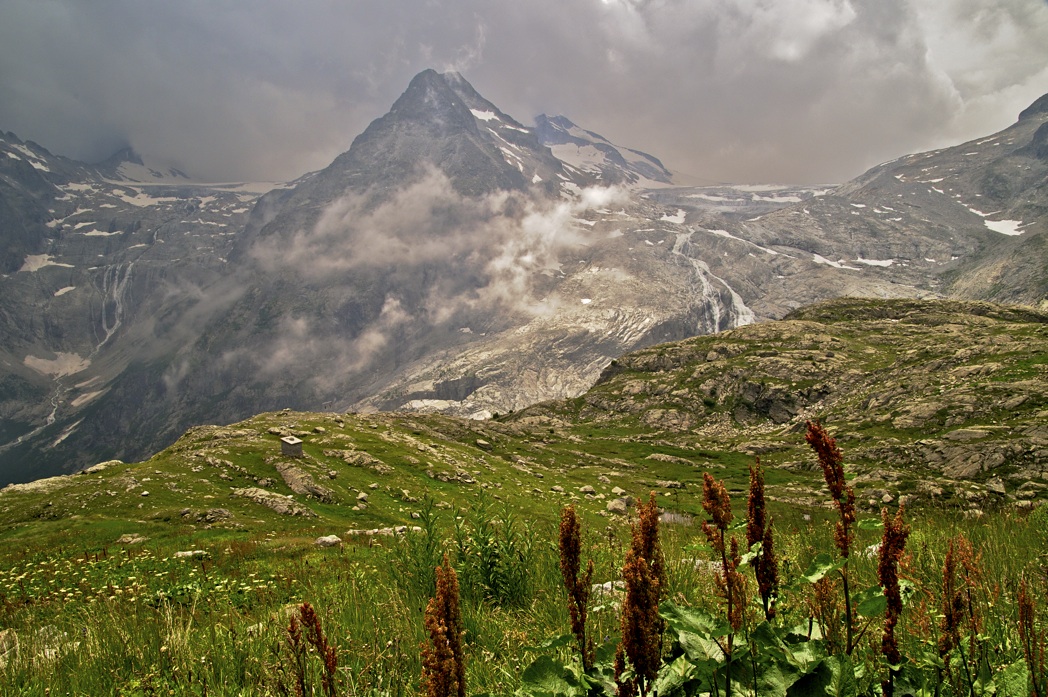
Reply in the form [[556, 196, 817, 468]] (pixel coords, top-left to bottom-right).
[[173, 550, 209, 559], [275, 462, 335, 503], [945, 429, 990, 442], [200, 508, 232, 523], [83, 460, 121, 474], [231, 488, 316, 517], [607, 498, 629, 515], [315, 535, 343, 548]]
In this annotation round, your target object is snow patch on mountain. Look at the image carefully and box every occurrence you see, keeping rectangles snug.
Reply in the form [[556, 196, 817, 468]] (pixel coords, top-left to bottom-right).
[[19, 255, 74, 272], [535, 114, 673, 186], [984, 219, 1026, 236], [813, 254, 860, 271], [23, 352, 90, 377]]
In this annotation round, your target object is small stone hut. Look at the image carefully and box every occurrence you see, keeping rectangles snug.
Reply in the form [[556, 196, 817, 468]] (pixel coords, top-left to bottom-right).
[[280, 435, 303, 458]]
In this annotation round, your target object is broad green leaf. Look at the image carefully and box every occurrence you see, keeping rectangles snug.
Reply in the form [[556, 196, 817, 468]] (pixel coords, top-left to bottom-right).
[[787, 655, 858, 697], [653, 654, 698, 695], [595, 640, 618, 665], [754, 662, 791, 697], [678, 630, 727, 663], [800, 553, 846, 584], [893, 660, 940, 697], [857, 518, 884, 531], [744, 622, 809, 694], [785, 640, 825, 674], [854, 584, 887, 617], [748, 621, 794, 663], [520, 655, 586, 697], [739, 541, 762, 567], [661, 601, 721, 635], [899, 578, 917, 607]]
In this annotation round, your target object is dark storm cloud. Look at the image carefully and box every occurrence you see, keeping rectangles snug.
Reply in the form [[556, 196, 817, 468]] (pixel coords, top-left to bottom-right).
[[1, 0, 1045, 184]]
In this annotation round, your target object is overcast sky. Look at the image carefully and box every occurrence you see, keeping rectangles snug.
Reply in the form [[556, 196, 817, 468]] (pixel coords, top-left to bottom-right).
[[1, 0, 1046, 185]]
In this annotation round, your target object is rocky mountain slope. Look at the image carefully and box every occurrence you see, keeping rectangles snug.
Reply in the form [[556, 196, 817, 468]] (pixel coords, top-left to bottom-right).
[[1, 298, 1043, 549], [0, 70, 1046, 486], [0, 132, 286, 483], [534, 113, 673, 186]]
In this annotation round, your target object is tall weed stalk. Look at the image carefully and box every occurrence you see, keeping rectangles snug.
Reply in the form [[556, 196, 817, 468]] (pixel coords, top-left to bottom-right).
[[559, 505, 595, 672], [806, 419, 858, 655], [614, 493, 665, 697]]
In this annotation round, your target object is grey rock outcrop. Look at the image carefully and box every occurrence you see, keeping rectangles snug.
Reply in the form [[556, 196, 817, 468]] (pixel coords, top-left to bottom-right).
[[274, 462, 335, 503], [231, 488, 316, 517]]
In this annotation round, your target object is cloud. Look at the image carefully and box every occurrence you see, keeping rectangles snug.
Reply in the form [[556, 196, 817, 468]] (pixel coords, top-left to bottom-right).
[[252, 167, 626, 305], [241, 168, 627, 379], [0, 1, 1045, 184]]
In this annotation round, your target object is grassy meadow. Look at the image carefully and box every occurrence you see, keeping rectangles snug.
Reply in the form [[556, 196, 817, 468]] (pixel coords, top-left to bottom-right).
[[0, 432, 1044, 695], [1, 299, 1046, 694]]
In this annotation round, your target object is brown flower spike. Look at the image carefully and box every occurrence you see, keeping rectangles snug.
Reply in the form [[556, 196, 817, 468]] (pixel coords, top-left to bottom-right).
[[421, 555, 466, 697], [1019, 576, 1046, 697], [806, 420, 862, 655], [805, 420, 856, 559], [702, 473, 748, 696], [938, 534, 982, 693], [559, 505, 595, 672], [614, 493, 665, 697], [878, 507, 910, 697], [747, 458, 779, 621]]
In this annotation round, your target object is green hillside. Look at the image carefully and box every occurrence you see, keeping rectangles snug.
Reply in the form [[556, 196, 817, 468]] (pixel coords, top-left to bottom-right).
[[0, 297, 1046, 695]]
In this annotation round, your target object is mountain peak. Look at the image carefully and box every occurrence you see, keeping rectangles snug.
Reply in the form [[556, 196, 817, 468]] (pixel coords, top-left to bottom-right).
[[94, 145, 191, 183], [385, 69, 480, 131], [534, 113, 673, 185], [99, 146, 144, 167], [1018, 93, 1048, 122]]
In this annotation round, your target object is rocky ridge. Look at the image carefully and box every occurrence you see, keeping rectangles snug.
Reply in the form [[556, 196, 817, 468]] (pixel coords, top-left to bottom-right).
[[0, 298, 1044, 542], [1, 71, 1046, 487]]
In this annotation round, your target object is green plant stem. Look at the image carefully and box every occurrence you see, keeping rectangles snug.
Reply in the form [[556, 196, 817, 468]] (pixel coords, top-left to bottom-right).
[[719, 538, 734, 697], [841, 567, 855, 655]]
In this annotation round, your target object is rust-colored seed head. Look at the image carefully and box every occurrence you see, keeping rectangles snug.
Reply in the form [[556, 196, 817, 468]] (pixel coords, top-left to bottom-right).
[[1019, 576, 1046, 697], [939, 539, 961, 666], [805, 420, 856, 558], [559, 505, 594, 671], [747, 458, 779, 621], [635, 492, 666, 590], [878, 507, 910, 669], [615, 493, 665, 697], [616, 549, 661, 697], [703, 472, 733, 532], [421, 555, 466, 697]]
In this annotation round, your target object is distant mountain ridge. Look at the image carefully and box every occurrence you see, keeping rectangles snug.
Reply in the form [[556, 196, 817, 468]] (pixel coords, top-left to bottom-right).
[[534, 114, 674, 185], [0, 70, 1046, 486], [93, 147, 192, 183]]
